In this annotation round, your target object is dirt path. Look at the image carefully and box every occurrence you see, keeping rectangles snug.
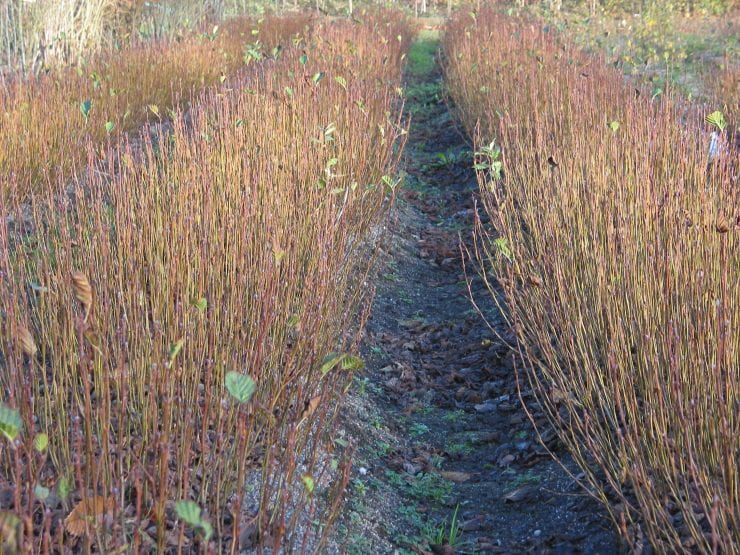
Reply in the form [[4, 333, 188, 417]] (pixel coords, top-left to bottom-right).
[[331, 33, 622, 554]]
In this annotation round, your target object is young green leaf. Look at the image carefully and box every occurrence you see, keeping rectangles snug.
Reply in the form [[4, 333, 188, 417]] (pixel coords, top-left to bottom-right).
[[58, 476, 72, 500], [225, 372, 257, 403], [105, 121, 115, 134], [34, 433, 48, 452], [340, 355, 365, 371], [192, 298, 207, 313], [493, 237, 513, 262], [301, 475, 315, 494], [175, 500, 213, 540], [80, 100, 92, 121], [0, 403, 22, 441], [34, 485, 50, 501], [320, 353, 345, 376], [705, 111, 727, 132], [175, 500, 202, 526], [168, 339, 184, 362]]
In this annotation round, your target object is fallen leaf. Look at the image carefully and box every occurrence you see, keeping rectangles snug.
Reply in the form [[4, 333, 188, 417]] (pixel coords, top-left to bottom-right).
[[461, 515, 485, 531], [502, 485, 538, 503], [299, 395, 322, 424], [474, 401, 496, 413], [498, 454, 516, 466], [436, 470, 471, 482], [430, 543, 455, 555], [550, 387, 568, 403], [65, 496, 114, 537]]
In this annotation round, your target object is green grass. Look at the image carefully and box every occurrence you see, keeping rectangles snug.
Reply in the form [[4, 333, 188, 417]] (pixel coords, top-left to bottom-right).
[[407, 30, 439, 77], [386, 470, 453, 503]]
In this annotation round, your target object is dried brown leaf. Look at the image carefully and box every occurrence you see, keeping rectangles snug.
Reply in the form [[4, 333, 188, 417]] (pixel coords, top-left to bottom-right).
[[65, 496, 114, 537], [436, 470, 471, 483], [12, 324, 37, 357], [71, 271, 93, 314], [299, 395, 322, 424]]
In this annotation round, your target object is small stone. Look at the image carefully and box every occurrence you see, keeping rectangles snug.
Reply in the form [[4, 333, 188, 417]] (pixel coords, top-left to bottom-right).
[[533, 529, 542, 537]]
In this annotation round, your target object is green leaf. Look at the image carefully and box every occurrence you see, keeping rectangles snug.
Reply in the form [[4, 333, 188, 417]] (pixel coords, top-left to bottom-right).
[[299, 54, 308, 65], [493, 237, 513, 262], [287, 314, 300, 328], [608, 120, 620, 132], [0, 403, 22, 441], [320, 353, 345, 376], [284, 86, 293, 98], [33, 433, 48, 452], [105, 121, 115, 134], [340, 355, 365, 371], [80, 100, 92, 120], [34, 485, 50, 501], [168, 339, 184, 362], [312, 72, 325, 84], [705, 110, 727, 131], [192, 298, 207, 313], [175, 500, 202, 526], [301, 475, 315, 494], [225, 372, 256, 403], [334, 76, 347, 90], [381, 175, 400, 192], [58, 476, 72, 500], [148, 104, 160, 118], [320, 353, 364, 375], [175, 500, 213, 540]]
